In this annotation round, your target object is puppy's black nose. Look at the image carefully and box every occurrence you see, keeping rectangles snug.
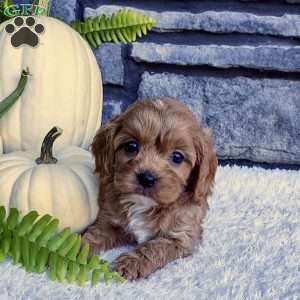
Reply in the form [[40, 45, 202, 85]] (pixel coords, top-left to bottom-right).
[[137, 171, 157, 188]]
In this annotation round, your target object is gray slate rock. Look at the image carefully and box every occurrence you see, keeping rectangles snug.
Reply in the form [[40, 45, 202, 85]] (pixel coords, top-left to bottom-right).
[[85, 5, 300, 38], [94, 44, 124, 86], [102, 99, 123, 125], [51, 0, 77, 23], [131, 43, 300, 73], [138, 72, 300, 164]]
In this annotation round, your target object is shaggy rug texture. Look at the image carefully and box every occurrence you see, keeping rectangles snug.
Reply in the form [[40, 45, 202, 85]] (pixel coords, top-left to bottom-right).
[[0, 165, 299, 300]]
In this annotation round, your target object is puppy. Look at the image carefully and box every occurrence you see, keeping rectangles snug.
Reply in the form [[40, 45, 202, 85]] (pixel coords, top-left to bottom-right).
[[82, 98, 218, 280]]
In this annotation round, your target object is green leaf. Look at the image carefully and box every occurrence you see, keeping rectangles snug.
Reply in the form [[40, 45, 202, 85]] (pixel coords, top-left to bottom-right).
[[66, 261, 80, 284], [48, 252, 58, 281], [92, 269, 101, 286], [36, 218, 59, 247], [112, 271, 126, 283], [56, 255, 68, 282], [21, 237, 30, 270], [86, 32, 97, 48], [0, 206, 6, 224], [87, 255, 100, 269], [0, 247, 5, 262], [104, 272, 113, 285], [28, 242, 40, 272], [110, 29, 119, 43], [2, 229, 12, 256], [47, 227, 72, 252], [0, 0, 14, 24], [92, 32, 102, 46], [77, 243, 89, 265], [67, 261, 80, 283], [78, 265, 88, 286], [7, 208, 19, 230], [35, 247, 49, 273], [69, 8, 155, 48], [66, 235, 81, 262], [16, 210, 39, 236], [0, 206, 123, 285], [11, 234, 21, 264], [28, 214, 52, 242], [57, 233, 78, 257]]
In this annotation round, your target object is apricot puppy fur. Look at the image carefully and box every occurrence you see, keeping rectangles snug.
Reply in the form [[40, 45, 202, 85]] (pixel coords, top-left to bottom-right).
[[82, 98, 218, 280]]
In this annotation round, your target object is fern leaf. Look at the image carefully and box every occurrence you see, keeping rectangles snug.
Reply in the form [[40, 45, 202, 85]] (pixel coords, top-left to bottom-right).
[[0, 0, 14, 24], [66, 260, 80, 283], [47, 227, 72, 252], [115, 28, 127, 43], [86, 32, 98, 48], [92, 31, 102, 46], [28, 241, 39, 271], [77, 242, 89, 265], [99, 30, 107, 42], [105, 30, 112, 42], [11, 234, 21, 264], [92, 269, 102, 286], [0, 248, 5, 262], [78, 265, 88, 286], [36, 218, 59, 247], [16, 211, 39, 236], [7, 208, 19, 230], [36, 247, 49, 273], [56, 255, 68, 282], [28, 214, 52, 242], [136, 25, 143, 38], [0, 206, 6, 224], [2, 229, 11, 256], [48, 252, 58, 280], [66, 235, 81, 261], [110, 29, 120, 43], [21, 237, 30, 269], [0, 206, 124, 286], [70, 8, 155, 48], [57, 233, 78, 257]]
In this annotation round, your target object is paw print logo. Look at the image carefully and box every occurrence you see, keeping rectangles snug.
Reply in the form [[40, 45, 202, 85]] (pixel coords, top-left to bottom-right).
[[5, 16, 45, 48]]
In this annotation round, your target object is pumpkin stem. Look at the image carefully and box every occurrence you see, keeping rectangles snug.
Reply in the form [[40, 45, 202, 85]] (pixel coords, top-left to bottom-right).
[[0, 68, 31, 119], [36, 127, 63, 164]]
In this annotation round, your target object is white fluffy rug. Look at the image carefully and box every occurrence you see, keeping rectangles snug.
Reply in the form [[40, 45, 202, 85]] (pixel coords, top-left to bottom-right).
[[0, 165, 299, 300]]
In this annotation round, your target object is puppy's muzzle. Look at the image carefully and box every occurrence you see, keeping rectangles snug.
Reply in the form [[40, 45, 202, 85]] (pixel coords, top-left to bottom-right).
[[136, 170, 157, 188]]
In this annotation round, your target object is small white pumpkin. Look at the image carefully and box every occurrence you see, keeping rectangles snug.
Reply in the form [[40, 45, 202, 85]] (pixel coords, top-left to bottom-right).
[[0, 16, 102, 153], [0, 127, 99, 232]]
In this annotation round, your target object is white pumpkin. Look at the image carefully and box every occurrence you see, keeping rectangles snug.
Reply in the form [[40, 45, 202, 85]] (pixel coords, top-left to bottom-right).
[[0, 16, 102, 153], [0, 135, 2, 154], [0, 127, 99, 232]]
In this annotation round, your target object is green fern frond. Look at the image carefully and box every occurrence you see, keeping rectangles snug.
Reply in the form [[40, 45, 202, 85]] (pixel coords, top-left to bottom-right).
[[0, 0, 14, 24], [0, 206, 124, 286], [70, 9, 155, 48]]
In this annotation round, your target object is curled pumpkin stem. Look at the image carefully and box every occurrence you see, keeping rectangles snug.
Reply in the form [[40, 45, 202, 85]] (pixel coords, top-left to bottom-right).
[[0, 68, 31, 119], [36, 126, 63, 165]]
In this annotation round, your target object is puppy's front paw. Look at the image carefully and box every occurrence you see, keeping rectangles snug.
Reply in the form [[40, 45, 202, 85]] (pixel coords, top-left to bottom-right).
[[81, 231, 101, 255], [113, 253, 146, 281], [81, 226, 109, 255]]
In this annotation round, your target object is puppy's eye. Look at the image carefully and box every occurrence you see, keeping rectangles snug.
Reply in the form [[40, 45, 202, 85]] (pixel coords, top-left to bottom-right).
[[171, 151, 185, 164], [124, 140, 139, 153]]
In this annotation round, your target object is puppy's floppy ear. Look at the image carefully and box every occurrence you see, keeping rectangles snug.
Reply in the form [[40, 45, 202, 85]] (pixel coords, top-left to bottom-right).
[[186, 128, 218, 205], [91, 115, 121, 177]]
